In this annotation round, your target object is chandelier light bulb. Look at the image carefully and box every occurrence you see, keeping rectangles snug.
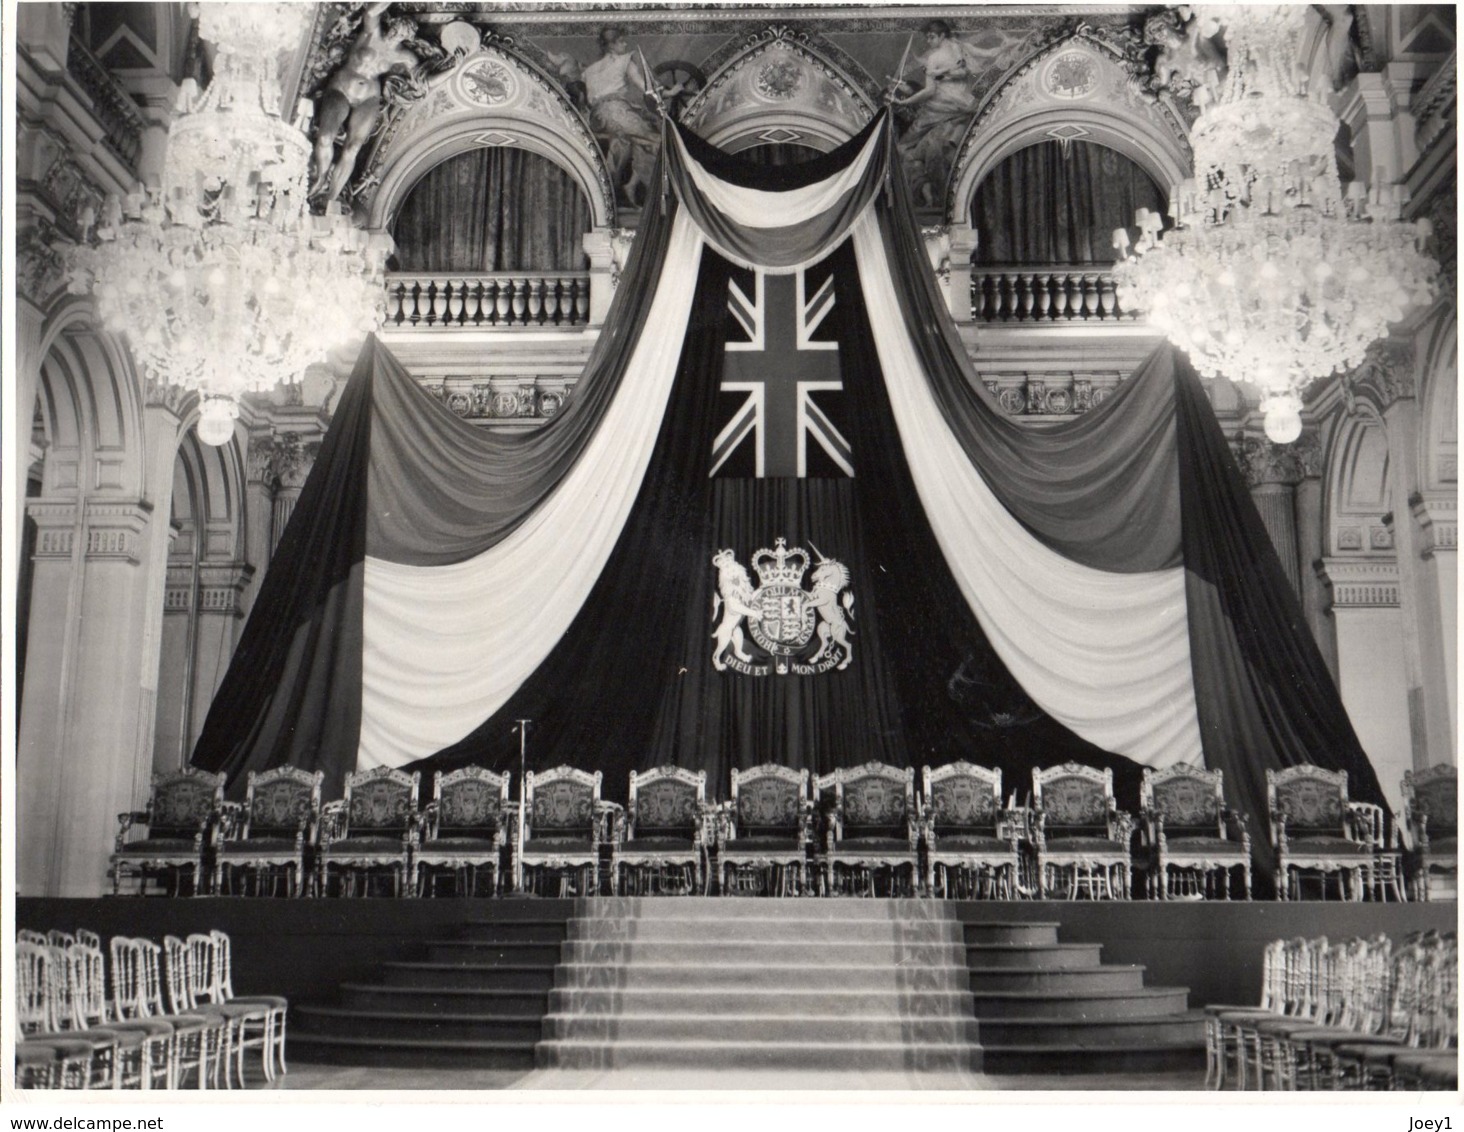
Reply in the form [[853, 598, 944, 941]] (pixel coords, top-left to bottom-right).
[[196, 396, 240, 447], [1262, 395, 1304, 445]]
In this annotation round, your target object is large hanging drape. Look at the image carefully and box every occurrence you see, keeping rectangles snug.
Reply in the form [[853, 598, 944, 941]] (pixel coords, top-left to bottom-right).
[[192, 112, 1384, 885], [971, 140, 1165, 265], [391, 147, 592, 272]]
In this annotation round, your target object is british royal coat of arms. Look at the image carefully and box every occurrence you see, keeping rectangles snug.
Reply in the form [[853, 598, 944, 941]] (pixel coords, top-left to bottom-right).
[[711, 538, 855, 676]]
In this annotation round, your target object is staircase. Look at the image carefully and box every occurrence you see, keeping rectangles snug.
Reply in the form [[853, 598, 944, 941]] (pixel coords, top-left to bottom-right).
[[965, 919, 1204, 1073], [537, 897, 981, 1071], [288, 899, 1203, 1077]]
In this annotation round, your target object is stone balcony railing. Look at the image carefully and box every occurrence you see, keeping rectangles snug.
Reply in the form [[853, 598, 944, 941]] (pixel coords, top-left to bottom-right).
[[970, 265, 1137, 324], [383, 273, 591, 330]]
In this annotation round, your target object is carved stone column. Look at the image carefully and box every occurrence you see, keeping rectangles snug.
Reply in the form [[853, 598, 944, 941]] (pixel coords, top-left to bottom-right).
[[1316, 558, 1411, 814], [945, 224, 978, 323], [17, 498, 170, 895], [582, 227, 618, 327], [1238, 436, 1304, 595], [1411, 492, 1457, 743], [1291, 432, 1338, 676], [271, 436, 313, 554], [242, 432, 278, 617], [188, 562, 253, 748]]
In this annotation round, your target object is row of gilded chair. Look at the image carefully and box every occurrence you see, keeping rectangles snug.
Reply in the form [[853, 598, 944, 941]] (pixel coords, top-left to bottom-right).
[[109, 759, 1454, 902], [1206, 931, 1458, 1091], [14, 928, 285, 1090]]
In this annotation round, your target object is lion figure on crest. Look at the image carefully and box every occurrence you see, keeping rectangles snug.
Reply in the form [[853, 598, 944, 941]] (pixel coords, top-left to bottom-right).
[[806, 559, 855, 669], [711, 549, 760, 671]]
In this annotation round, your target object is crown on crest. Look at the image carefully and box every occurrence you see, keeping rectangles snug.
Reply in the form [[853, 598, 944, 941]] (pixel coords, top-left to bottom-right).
[[752, 538, 810, 587]]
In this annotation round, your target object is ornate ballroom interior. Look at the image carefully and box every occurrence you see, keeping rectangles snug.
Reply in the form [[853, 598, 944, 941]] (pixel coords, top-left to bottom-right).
[[6, 0, 1458, 1094]]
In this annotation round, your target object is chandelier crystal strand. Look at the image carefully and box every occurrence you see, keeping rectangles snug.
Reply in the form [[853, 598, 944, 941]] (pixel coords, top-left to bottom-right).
[[67, 3, 393, 445], [1112, 4, 1437, 444]]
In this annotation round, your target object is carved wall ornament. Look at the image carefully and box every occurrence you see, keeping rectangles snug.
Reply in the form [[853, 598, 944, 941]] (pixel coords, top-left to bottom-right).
[[457, 57, 517, 105], [1239, 436, 1306, 488], [1043, 50, 1099, 100], [41, 153, 106, 237], [1342, 338, 1418, 415], [754, 57, 806, 101], [1336, 526, 1364, 551], [16, 222, 67, 303]]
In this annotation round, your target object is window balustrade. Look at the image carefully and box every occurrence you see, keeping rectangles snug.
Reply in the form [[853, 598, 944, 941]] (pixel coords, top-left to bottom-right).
[[383, 273, 590, 329], [970, 266, 1137, 324]]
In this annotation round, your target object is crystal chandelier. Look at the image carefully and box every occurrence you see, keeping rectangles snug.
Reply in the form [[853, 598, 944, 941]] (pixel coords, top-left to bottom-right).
[[1113, 5, 1437, 443], [67, 3, 393, 446]]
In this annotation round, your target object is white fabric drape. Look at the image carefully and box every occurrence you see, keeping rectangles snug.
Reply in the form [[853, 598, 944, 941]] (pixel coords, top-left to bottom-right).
[[850, 211, 1203, 767], [358, 212, 706, 767]]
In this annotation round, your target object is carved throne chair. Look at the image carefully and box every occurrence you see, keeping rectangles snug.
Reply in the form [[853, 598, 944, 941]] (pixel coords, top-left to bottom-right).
[[818, 762, 918, 897], [1031, 763, 1134, 900], [318, 766, 419, 897], [415, 766, 510, 897], [1402, 764, 1457, 901], [719, 763, 813, 896], [110, 768, 225, 896], [1267, 765, 1376, 901], [517, 766, 605, 896], [612, 766, 708, 896], [214, 766, 323, 897], [923, 761, 1023, 899], [1139, 763, 1251, 900]]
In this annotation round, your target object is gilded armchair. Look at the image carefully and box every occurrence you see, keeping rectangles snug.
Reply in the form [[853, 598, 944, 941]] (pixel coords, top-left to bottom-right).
[[517, 766, 606, 896], [1402, 764, 1456, 901], [1139, 764, 1251, 900], [317, 766, 419, 897], [110, 768, 225, 896], [1031, 763, 1134, 899], [214, 766, 323, 897], [923, 761, 1023, 899], [718, 763, 813, 896], [817, 762, 918, 897], [414, 766, 510, 897], [612, 766, 708, 896], [1267, 765, 1375, 901]]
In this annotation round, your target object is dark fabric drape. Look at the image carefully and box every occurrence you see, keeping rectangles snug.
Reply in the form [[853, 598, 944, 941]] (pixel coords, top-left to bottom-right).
[[874, 127, 1181, 572], [410, 237, 1140, 809], [971, 141, 1166, 266], [367, 164, 675, 565], [1174, 361, 1387, 866], [189, 342, 374, 794], [391, 147, 591, 272]]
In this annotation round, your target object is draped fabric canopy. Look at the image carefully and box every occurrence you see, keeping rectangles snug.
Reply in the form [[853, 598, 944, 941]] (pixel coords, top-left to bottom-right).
[[191, 112, 1383, 883]]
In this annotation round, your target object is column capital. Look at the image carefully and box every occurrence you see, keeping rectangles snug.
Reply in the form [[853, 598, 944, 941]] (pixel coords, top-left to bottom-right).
[[1317, 557, 1402, 609], [1236, 436, 1306, 488], [1412, 492, 1458, 559], [82, 500, 154, 564]]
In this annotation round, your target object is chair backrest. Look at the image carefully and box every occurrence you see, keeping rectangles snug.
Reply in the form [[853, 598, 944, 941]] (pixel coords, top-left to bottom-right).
[[110, 937, 147, 1021], [429, 766, 510, 840], [820, 762, 913, 840], [924, 762, 1003, 834], [146, 768, 225, 839], [132, 938, 170, 1019], [628, 766, 705, 839], [17, 928, 49, 947], [729, 763, 809, 838], [76, 929, 102, 952], [44, 939, 86, 1032], [186, 933, 221, 1005], [340, 766, 420, 839], [16, 940, 55, 1034], [73, 937, 112, 1029], [242, 766, 324, 839], [162, 935, 199, 1014], [1403, 764, 1457, 842], [210, 929, 238, 1001], [1141, 763, 1225, 837], [525, 766, 601, 837], [1033, 762, 1115, 835], [1267, 765, 1349, 843]]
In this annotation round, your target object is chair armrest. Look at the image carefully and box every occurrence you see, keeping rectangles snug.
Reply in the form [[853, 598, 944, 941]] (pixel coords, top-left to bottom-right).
[[593, 801, 623, 847], [798, 799, 817, 848], [214, 801, 246, 842], [1029, 809, 1048, 849], [1346, 802, 1384, 848], [1415, 812, 1430, 850], [1223, 809, 1251, 848], [1112, 810, 1136, 846], [114, 810, 150, 852], [414, 801, 440, 844], [319, 800, 347, 847]]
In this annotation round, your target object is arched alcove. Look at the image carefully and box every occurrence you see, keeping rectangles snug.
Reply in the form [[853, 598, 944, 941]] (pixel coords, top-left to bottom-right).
[[1326, 411, 1392, 556], [969, 140, 1167, 266], [391, 146, 594, 272]]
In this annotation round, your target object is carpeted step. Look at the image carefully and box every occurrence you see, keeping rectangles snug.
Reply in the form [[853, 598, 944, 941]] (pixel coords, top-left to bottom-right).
[[965, 965, 1147, 994], [293, 1004, 544, 1043], [542, 1013, 983, 1044], [339, 984, 549, 1014], [288, 1031, 536, 1069], [554, 961, 973, 991], [976, 1011, 1205, 1047], [962, 922, 1062, 946], [965, 942, 1103, 969], [424, 940, 564, 965], [380, 962, 557, 991], [969, 987, 1192, 1020], [555, 939, 962, 965], [565, 917, 966, 943], [546, 987, 976, 1017], [980, 1042, 1205, 1076], [536, 1038, 982, 1072]]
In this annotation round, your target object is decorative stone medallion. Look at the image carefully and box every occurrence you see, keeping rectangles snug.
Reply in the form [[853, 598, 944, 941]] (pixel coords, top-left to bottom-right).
[[754, 57, 805, 101], [457, 58, 516, 106], [1043, 50, 1099, 100]]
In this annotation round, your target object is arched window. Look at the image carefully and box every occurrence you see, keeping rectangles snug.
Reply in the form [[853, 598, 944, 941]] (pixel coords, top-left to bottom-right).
[[970, 140, 1165, 265], [391, 147, 593, 272]]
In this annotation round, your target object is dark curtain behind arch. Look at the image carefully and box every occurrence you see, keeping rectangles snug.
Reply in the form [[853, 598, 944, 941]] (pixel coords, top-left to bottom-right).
[[970, 140, 1165, 265], [392, 147, 593, 272], [737, 142, 827, 167]]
